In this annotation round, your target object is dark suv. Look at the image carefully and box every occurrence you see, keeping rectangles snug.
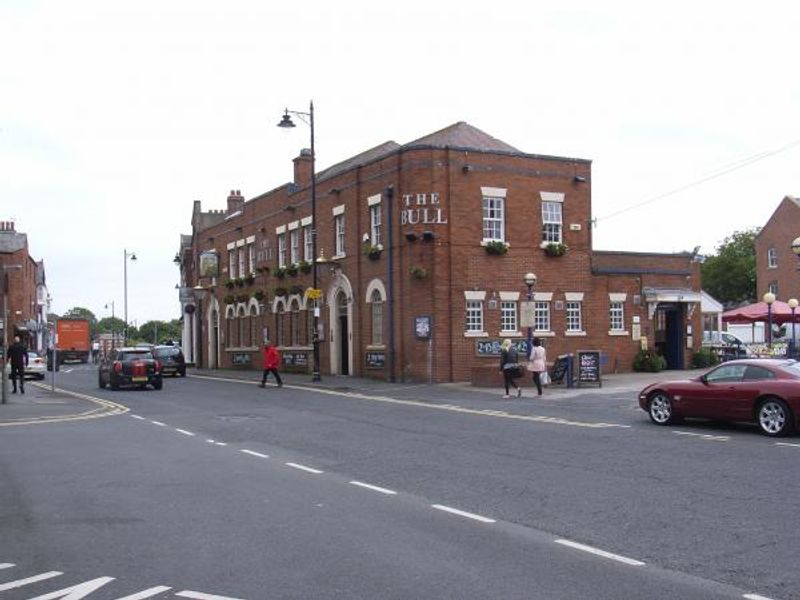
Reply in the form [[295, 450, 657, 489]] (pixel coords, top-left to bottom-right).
[[153, 345, 186, 377], [99, 347, 163, 391]]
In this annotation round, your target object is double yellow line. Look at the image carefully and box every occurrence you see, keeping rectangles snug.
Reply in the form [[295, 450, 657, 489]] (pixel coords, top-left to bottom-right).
[[0, 384, 128, 427]]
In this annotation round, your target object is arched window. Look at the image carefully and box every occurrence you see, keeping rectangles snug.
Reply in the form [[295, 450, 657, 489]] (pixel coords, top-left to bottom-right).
[[370, 289, 383, 346], [276, 306, 285, 347], [249, 304, 258, 347], [290, 299, 301, 346]]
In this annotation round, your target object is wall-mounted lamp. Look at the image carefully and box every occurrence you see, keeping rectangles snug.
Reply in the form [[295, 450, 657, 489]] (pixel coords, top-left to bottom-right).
[[422, 231, 435, 241], [362, 233, 370, 243], [574, 175, 586, 183], [462, 164, 473, 174], [405, 232, 418, 242]]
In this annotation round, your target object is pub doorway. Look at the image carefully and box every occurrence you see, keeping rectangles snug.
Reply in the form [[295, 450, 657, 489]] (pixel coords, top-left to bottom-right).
[[655, 303, 685, 369], [336, 291, 350, 375]]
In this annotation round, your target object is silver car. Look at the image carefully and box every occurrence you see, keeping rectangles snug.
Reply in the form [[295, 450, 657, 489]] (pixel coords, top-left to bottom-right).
[[25, 351, 47, 380]]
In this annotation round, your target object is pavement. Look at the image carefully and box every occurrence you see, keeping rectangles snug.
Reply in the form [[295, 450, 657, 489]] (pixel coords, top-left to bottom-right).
[[0, 367, 707, 426]]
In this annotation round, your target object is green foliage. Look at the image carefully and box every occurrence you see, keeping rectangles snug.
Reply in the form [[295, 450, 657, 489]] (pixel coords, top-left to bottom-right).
[[633, 349, 667, 372], [691, 347, 720, 368], [137, 320, 181, 345], [701, 228, 759, 307], [409, 265, 427, 279], [484, 240, 508, 255], [274, 286, 288, 297], [96, 316, 126, 336], [275, 267, 287, 279], [543, 242, 568, 257], [286, 264, 299, 276], [299, 261, 312, 274], [223, 293, 236, 305]]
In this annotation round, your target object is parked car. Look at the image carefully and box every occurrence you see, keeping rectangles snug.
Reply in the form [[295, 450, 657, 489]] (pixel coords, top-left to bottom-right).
[[98, 347, 163, 391], [25, 351, 47, 380], [153, 345, 186, 377], [719, 332, 754, 358], [639, 359, 800, 436]]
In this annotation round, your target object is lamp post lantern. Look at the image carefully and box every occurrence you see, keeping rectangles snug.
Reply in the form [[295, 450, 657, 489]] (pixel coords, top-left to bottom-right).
[[763, 291, 776, 349], [123, 250, 137, 346], [523, 272, 537, 355], [278, 101, 321, 382]]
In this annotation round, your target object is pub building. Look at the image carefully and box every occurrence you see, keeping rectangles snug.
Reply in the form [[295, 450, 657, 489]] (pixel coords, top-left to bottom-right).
[[177, 122, 702, 384]]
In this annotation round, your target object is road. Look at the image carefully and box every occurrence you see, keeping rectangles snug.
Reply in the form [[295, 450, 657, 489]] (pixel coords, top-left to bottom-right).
[[1, 366, 797, 599]]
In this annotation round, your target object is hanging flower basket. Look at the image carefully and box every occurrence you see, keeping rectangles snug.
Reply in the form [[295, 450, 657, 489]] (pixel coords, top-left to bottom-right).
[[224, 280, 235, 289], [244, 274, 255, 286], [299, 260, 312, 274], [223, 294, 236, 305], [275, 267, 287, 279], [409, 265, 427, 279], [274, 286, 288, 297], [363, 243, 383, 260], [289, 285, 304, 295], [543, 243, 568, 257], [253, 290, 266, 301], [286, 264, 299, 276], [234, 277, 245, 287], [484, 240, 509, 255]]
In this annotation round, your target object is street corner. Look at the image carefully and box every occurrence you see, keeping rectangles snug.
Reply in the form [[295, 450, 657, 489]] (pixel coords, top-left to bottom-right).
[[0, 382, 127, 426]]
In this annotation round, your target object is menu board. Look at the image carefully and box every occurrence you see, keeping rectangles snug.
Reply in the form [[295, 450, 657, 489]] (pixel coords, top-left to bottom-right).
[[577, 350, 602, 387], [550, 354, 571, 383]]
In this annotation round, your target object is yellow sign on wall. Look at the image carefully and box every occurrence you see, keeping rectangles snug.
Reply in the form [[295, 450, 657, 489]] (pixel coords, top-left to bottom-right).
[[305, 288, 323, 300]]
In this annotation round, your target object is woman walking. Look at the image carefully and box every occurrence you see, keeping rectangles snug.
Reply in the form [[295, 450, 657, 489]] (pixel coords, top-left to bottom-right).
[[259, 341, 283, 388], [499, 338, 521, 398], [527, 337, 547, 396]]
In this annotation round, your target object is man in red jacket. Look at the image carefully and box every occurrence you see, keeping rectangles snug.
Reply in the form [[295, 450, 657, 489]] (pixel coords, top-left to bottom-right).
[[259, 341, 283, 388]]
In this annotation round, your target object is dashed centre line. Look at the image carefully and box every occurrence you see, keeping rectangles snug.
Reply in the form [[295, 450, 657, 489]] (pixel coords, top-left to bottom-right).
[[555, 539, 645, 566], [241, 449, 269, 458], [175, 429, 195, 436], [150, 421, 166, 427], [775, 442, 800, 448], [673, 431, 729, 442], [432, 504, 495, 523], [349, 481, 397, 495], [285, 462, 323, 474]]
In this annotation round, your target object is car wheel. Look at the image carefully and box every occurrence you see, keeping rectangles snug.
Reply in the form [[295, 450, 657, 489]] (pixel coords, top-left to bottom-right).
[[757, 397, 794, 437], [153, 378, 163, 390], [648, 391, 675, 425]]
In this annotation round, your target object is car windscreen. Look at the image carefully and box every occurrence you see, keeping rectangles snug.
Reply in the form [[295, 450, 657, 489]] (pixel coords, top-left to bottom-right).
[[154, 347, 181, 358], [119, 351, 153, 361]]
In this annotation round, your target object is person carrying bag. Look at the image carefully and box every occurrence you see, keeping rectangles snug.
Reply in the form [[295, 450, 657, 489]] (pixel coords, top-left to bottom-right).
[[527, 337, 547, 396], [500, 338, 522, 398]]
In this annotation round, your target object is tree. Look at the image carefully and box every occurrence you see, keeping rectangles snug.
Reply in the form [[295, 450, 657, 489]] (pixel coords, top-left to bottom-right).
[[138, 320, 182, 345], [96, 316, 126, 336], [701, 228, 759, 308]]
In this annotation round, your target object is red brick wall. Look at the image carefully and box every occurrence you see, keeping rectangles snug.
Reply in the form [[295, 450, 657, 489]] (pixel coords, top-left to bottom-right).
[[755, 197, 800, 302]]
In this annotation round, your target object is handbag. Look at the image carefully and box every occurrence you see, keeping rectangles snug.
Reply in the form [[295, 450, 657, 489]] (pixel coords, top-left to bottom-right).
[[540, 371, 551, 386], [503, 362, 523, 378]]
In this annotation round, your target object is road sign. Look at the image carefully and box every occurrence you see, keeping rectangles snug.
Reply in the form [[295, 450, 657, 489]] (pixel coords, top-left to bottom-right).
[[306, 288, 323, 300]]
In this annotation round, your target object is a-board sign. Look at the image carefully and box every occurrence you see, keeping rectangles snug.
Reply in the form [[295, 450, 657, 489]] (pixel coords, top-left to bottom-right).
[[475, 339, 529, 357], [550, 354, 571, 383], [366, 351, 386, 369], [577, 350, 602, 387]]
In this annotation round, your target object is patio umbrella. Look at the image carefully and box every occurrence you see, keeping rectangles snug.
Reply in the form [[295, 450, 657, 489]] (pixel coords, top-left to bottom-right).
[[722, 300, 798, 325]]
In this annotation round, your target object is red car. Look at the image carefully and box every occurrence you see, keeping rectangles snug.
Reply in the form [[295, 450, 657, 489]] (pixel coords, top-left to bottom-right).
[[638, 359, 800, 437]]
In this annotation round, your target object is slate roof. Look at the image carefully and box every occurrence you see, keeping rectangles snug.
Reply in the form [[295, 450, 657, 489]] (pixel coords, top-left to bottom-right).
[[316, 141, 401, 181], [403, 121, 520, 153]]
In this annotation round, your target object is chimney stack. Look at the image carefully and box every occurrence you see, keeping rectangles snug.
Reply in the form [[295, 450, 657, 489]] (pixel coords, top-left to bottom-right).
[[226, 189, 245, 215], [0, 221, 15, 232], [293, 149, 313, 188]]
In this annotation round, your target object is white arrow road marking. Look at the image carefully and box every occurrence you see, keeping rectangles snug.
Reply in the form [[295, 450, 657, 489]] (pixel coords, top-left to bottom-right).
[[0, 571, 63, 591], [114, 586, 172, 599], [27, 577, 115, 599], [175, 591, 246, 600], [555, 539, 645, 566]]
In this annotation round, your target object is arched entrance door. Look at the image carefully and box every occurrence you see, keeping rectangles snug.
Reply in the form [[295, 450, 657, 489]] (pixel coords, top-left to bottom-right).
[[336, 291, 349, 375], [655, 303, 685, 369]]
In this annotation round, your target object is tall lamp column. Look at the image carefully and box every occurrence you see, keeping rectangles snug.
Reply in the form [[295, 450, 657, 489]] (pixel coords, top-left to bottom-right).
[[788, 298, 798, 358], [763, 292, 776, 350], [523, 272, 537, 356], [123, 249, 137, 345], [278, 101, 320, 382]]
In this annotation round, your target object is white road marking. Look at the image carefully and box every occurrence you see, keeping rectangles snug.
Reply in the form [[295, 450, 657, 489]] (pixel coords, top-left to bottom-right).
[[431, 504, 495, 523], [241, 449, 269, 458], [175, 591, 246, 600], [286, 462, 323, 474], [151, 421, 166, 427], [673, 431, 729, 441], [0, 571, 63, 591], [775, 442, 800, 448], [744, 594, 777, 600], [175, 429, 195, 436], [130, 415, 146, 420], [215, 442, 227, 446], [555, 539, 645, 566], [349, 481, 397, 495], [115, 586, 172, 599], [27, 576, 115, 599], [206, 439, 215, 443], [0, 563, 14, 569]]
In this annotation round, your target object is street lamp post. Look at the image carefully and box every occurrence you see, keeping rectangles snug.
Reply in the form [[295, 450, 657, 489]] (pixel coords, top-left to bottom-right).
[[788, 298, 798, 358], [1, 264, 23, 405], [763, 292, 776, 349], [523, 272, 537, 356], [123, 250, 137, 346], [278, 101, 321, 382]]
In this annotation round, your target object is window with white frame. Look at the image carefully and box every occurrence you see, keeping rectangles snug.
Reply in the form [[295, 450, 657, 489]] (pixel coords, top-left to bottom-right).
[[335, 214, 346, 256], [229, 249, 236, 279], [276, 306, 285, 346], [303, 225, 313, 262], [482, 196, 504, 241], [769, 281, 779, 296], [277, 233, 286, 267], [248, 244, 255, 275], [609, 302, 624, 331], [238, 248, 246, 278], [290, 300, 300, 346], [542, 201, 563, 243], [290, 229, 299, 265], [534, 301, 550, 331], [500, 301, 517, 332], [768, 247, 777, 268], [566, 301, 582, 332], [370, 204, 382, 246], [370, 289, 383, 345], [466, 300, 484, 332]]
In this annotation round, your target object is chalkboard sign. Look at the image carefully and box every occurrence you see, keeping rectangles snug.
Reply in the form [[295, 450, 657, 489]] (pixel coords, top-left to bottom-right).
[[475, 339, 529, 357], [550, 354, 571, 384], [232, 352, 252, 365], [366, 351, 386, 369], [577, 350, 602, 387]]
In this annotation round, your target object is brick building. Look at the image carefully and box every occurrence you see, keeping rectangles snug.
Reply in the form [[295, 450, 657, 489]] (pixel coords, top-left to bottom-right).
[[0, 221, 48, 353], [178, 122, 702, 382], [755, 196, 800, 303]]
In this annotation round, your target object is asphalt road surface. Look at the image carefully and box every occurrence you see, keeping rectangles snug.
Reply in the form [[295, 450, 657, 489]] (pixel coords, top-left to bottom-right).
[[1, 366, 797, 599]]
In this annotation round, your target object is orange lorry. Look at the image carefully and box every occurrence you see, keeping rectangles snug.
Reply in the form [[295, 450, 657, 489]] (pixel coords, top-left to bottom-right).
[[56, 318, 91, 364]]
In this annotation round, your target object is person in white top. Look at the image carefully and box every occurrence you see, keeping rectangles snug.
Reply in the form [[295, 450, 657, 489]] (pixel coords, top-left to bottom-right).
[[527, 337, 547, 396]]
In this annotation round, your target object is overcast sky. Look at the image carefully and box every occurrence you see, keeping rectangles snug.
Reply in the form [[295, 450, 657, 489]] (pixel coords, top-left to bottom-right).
[[2, 1, 799, 324]]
